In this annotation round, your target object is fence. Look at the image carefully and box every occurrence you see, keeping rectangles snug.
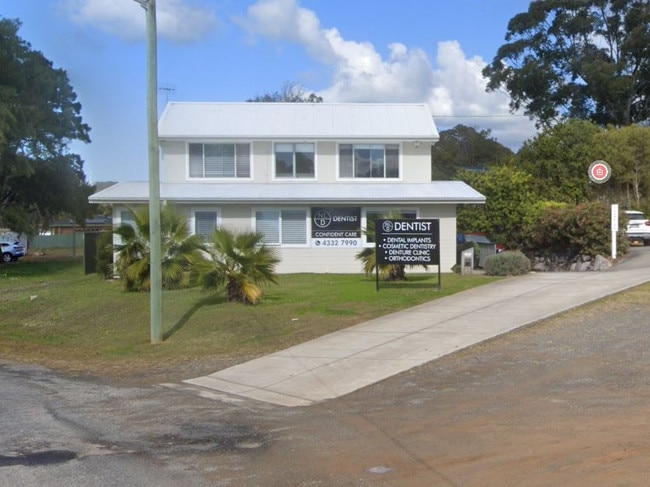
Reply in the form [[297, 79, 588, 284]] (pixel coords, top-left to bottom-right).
[[30, 233, 86, 255], [30, 232, 104, 274]]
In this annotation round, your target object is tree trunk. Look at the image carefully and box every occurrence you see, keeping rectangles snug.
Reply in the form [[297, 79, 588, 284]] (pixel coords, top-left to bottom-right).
[[226, 277, 242, 302]]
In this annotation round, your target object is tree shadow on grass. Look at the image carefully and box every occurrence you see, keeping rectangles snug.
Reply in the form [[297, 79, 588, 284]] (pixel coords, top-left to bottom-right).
[[163, 294, 225, 341]]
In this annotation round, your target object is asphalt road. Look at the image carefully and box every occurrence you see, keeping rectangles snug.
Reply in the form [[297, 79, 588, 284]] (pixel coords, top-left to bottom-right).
[[2, 247, 650, 486]]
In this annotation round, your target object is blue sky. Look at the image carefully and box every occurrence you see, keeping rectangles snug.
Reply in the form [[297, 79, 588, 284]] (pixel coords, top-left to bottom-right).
[[1, 0, 538, 183]]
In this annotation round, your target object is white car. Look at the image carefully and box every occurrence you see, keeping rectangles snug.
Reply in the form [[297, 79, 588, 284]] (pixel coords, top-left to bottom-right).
[[625, 210, 650, 245], [1, 241, 26, 263]]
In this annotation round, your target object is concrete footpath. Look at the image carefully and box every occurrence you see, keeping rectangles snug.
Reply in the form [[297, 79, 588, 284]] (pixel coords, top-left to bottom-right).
[[181, 248, 650, 408]]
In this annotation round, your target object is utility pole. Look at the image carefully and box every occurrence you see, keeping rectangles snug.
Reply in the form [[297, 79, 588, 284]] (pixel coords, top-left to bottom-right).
[[134, 0, 162, 343]]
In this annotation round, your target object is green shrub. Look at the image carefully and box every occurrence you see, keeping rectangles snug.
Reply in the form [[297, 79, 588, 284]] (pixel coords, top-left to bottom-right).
[[95, 230, 114, 279], [525, 201, 627, 257], [484, 251, 531, 276]]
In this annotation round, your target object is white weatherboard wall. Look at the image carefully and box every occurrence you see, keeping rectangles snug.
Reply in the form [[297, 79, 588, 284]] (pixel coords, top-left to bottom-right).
[[112, 203, 458, 274]]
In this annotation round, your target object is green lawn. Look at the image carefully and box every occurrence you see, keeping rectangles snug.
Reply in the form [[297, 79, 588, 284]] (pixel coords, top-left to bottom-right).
[[0, 256, 500, 378]]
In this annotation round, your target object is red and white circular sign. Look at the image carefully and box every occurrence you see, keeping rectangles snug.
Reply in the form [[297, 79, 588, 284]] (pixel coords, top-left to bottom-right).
[[589, 160, 611, 184]]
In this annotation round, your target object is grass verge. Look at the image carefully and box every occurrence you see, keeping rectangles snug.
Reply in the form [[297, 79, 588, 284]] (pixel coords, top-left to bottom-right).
[[0, 255, 500, 382]]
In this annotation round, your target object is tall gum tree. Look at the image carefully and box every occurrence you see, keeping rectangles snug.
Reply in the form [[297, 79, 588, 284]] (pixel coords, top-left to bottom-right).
[[0, 18, 92, 234], [483, 0, 650, 128]]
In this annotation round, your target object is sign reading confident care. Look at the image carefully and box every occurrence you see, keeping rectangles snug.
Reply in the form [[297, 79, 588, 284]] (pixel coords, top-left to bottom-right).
[[311, 207, 361, 248], [375, 219, 440, 265]]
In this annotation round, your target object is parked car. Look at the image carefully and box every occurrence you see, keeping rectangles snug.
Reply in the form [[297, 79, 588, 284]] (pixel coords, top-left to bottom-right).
[[1, 241, 25, 263], [624, 210, 650, 246]]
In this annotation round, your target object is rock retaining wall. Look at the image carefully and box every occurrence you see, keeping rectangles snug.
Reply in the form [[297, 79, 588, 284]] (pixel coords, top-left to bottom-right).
[[531, 253, 612, 272]]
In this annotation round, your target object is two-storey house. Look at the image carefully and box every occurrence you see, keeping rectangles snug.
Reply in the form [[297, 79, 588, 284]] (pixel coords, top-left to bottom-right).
[[89, 102, 485, 273]]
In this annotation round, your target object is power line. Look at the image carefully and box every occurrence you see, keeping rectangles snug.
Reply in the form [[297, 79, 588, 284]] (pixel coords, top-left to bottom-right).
[[432, 114, 530, 118]]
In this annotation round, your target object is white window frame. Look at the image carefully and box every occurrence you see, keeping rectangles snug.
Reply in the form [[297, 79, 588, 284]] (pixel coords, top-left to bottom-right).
[[188, 142, 252, 179], [254, 208, 309, 247], [273, 142, 316, 180], [337, 142, 401, 180], [191, 208, 220, 241], [362, 208, 418, 246]]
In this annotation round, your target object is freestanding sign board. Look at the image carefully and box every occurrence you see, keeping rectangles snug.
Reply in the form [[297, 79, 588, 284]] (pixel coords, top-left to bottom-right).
[[375, 219, 441, 290]]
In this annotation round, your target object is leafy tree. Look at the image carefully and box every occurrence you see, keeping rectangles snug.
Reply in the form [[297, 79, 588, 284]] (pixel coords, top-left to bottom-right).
[[247, 81, 323, 103], [113, 205, 205, 292], [516, 119, 602, 203], [457, 166, 538, 249], [593, 125, 650, 210], [197, 227, 280, 305], [431, 124, 514, 179], [483, 0, 650, 127], [0, 18, 92, 234]]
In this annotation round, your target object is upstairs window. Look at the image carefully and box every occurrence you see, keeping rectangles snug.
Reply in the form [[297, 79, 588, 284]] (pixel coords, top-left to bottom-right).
[[339, 144, 400, 179], [189, 143, 250, 178], [275, 143, 315, 179]]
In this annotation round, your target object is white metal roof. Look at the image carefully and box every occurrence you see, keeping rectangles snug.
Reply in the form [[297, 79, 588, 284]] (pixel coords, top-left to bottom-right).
[[158, 102, 440, 141], [89, 182, 485, 205]]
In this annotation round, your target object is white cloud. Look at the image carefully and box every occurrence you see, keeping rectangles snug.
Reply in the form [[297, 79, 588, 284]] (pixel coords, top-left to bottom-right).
[[63, 0, 218, 43], [242, 0, 538, 149], [428, 41, 538, 149]]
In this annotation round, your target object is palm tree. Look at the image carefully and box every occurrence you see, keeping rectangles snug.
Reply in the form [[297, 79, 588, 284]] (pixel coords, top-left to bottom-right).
[[113, 205, 206, 291], [198, 227, 280, 305]]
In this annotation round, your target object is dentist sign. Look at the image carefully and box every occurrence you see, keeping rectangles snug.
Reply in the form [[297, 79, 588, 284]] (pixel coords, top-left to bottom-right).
[[375, 219, 440, 266]]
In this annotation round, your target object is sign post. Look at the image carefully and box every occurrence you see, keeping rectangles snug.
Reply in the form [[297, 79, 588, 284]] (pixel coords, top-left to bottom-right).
[[611, 204, 619, 260], [588, 160, 617, 259], [375, 219, 441, 290]]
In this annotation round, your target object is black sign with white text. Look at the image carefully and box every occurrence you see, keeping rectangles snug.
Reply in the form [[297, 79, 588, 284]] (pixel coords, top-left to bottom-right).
[[375, 219, 440, 265], [311, 207, 361, 238]]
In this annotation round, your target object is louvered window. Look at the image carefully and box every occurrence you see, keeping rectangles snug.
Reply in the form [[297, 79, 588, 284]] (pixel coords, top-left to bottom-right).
[[281, 210, 307, 244], [256, 209, 307, 245], [188, 143, 251, 178], [194, 210, 218, 241]]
